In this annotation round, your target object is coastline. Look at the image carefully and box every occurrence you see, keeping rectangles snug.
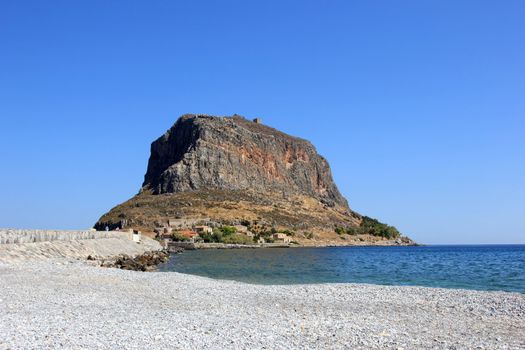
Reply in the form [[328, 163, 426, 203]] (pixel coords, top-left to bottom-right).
[[1, 229, 523, 349], [169, 240, 419, 251], [1, 259, 523, 349]]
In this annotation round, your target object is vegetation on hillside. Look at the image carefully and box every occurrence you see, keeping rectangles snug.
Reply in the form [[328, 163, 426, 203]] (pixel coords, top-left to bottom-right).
[[196, 225, 254, 244], [171, 232, 190, 242], [335, 216, 401, 239], [95, 189, 361, 237], [214, 225, 237, 235], [219, 234, 254, 245]]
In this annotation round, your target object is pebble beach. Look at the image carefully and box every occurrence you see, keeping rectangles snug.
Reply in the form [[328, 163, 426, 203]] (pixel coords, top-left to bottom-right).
[[0, 229, 523, 349], [1, 259, 524, 349]]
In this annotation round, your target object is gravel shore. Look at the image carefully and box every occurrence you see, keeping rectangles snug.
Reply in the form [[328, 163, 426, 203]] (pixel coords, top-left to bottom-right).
[[0, 260, 523, 349]]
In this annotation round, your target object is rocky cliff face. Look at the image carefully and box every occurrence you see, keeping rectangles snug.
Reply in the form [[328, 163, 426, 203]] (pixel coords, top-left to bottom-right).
[[142, 115, 348, 208], [96, 114, 410, 245]]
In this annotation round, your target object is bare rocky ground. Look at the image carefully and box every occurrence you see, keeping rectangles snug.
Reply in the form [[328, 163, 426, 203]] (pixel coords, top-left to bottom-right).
[[0, 259, 523, 350]]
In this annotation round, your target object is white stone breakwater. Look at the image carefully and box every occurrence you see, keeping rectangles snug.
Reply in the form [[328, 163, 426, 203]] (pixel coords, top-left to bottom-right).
[[0, 228, 124, 244], [0, 229, 162, 263]]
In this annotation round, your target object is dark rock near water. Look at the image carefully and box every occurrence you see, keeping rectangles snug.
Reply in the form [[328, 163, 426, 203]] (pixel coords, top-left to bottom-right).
[[102, 251, 170, 271], [168, 245, 185, 254]]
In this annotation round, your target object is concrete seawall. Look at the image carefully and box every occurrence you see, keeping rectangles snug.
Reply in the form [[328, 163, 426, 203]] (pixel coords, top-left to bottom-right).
[[0, 229, 163, 263]]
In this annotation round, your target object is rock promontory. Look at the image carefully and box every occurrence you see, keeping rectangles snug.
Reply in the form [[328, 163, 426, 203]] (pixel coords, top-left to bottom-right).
[[143, 115, 347, 208], [96, 114, 412, 245]]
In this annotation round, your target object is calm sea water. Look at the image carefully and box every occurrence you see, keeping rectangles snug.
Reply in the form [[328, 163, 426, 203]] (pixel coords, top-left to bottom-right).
[[158, 245, 525, 293]]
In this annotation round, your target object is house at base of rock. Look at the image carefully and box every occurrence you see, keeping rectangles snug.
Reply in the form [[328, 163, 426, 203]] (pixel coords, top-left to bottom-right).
[[177, 230, 199, 240], [272, 233, 291, 243], [194, 225, 212, 234], [234, 225, 254, 237]]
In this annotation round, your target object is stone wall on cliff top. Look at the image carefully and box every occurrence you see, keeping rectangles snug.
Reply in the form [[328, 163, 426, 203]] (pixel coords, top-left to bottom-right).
[[142, 115, 349, 209]]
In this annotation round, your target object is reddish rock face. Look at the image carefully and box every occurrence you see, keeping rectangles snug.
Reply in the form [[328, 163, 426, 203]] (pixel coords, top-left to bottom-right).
[[142, 115, 349, 209]]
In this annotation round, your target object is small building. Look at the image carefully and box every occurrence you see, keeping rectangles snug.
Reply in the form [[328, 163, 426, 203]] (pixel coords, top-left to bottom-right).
[[194, 225, 212, 234], [257, 237, 265, 244], [132, 230, 141, 243], [272, 233, 291, 244], [159, 232, 171, 239], [158, 232, 174, 244], [253, 118, 262, 124], [177, 230, 199, 242]]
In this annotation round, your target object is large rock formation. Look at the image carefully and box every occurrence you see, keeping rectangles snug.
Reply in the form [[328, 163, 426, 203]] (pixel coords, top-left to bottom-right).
[[143, 115, 347, 208], [96, 114, 410, 245]]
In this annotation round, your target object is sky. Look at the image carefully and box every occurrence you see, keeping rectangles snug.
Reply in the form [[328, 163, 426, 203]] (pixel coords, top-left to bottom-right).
[[0, 1, 524, 244]]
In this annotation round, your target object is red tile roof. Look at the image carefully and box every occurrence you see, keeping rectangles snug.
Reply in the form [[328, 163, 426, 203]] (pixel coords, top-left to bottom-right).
[[177, 230, 199, 238]]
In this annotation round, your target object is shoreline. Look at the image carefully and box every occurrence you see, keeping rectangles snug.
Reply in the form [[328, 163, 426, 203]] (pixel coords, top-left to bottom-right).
[[1, 259, 523, 349], [169, 240, 419, 251], [0, 229, 523, 348]]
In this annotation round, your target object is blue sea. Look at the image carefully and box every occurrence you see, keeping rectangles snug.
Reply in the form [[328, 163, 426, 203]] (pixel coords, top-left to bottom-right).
[[158, 245, 525, 293]]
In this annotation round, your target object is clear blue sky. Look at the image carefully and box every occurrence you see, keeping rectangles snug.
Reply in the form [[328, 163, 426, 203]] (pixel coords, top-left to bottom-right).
[[1, 1, 524, 244]]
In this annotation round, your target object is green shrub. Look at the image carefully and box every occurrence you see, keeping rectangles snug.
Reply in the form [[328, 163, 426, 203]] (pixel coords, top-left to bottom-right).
[[171, 233, 189, 242], [199, 232, 219, 243], [218, 225, 236, 235], [259, 231, 273, 238], [279, 229, 295, 236], [360, 216, 400, 239], [345, 226, 361, 235], [333, 217, 401, 239], [220, 234, 254, 245], [335, 227, 346, 235]]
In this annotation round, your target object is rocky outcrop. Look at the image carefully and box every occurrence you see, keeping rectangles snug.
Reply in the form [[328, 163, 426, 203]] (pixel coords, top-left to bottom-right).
[[142, 115, 348, 208], [96, 114, 409, 244], [101, 251, 170, 271]]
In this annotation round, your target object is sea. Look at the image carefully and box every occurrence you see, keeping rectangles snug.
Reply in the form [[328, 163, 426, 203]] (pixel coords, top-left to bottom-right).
[[158, 245, 525, 293]]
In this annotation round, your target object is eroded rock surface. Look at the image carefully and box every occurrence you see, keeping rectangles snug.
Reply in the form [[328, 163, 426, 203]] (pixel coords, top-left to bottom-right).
[[143, 115, 347, 208]]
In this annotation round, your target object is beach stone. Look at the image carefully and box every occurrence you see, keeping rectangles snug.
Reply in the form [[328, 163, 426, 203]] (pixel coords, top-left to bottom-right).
[[1, 260, 523, 349]]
